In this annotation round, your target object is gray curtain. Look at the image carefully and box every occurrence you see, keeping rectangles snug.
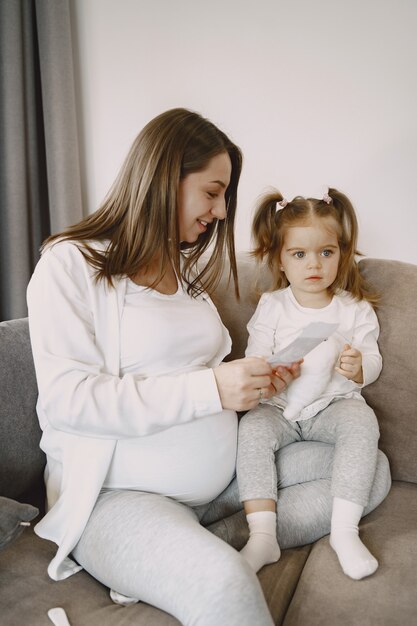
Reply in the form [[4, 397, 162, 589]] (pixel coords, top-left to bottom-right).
[[0, 0, 83, 321]]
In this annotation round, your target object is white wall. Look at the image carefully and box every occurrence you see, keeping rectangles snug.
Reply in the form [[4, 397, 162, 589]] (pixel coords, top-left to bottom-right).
[[70, 0, 417, 264]]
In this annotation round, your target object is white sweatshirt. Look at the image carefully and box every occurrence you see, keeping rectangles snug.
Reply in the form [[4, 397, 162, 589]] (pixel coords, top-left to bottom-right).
[[246, 286, 382, 420], [27, 240, 233, 580]]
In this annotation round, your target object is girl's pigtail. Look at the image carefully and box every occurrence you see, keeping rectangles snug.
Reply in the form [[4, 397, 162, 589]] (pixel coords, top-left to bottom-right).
[[328, 188, 379, 306], [329, 187, 360, 265], [251, 191, 289, 293], [252, 191, 284, 263]]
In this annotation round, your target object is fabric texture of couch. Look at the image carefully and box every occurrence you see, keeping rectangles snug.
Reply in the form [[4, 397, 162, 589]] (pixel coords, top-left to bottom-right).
[[0, 255, 416, 625]]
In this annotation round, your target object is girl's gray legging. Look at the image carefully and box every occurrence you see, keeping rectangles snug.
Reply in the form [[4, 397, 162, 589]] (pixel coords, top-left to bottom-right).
[[72, 429, 391, 626], [237, 398, 381, 507]]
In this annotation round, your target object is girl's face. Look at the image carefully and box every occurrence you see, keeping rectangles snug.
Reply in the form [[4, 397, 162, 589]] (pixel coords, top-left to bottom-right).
[[177, 152, 232, 244], [280, 217, 341, 307]]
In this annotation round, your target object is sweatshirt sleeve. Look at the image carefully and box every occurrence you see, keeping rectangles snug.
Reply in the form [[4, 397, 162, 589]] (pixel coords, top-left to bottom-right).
[[245, 293, 277, 360], [352, 300, 383, 387], [27, 244, 223, 439]]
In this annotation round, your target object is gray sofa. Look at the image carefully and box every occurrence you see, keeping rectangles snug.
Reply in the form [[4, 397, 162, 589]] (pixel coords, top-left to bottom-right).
[[0, 255, 416, 625]]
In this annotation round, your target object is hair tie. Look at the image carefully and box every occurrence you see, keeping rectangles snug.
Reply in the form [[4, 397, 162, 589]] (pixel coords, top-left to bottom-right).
[[276, 198, 288, 211], [323, 192, 332, 204]]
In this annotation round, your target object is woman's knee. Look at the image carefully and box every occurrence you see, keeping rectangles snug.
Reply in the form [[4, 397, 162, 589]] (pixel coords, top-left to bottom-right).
[[206, 551, 254, 595], [190, 552, 270, 624]]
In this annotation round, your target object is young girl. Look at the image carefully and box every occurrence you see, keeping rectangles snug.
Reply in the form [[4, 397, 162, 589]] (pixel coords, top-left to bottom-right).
[[237, 187, 383, 581]]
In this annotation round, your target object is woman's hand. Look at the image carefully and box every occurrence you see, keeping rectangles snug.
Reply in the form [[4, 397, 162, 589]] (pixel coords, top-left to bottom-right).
[[213, 357, 275, 411], [213, 357, 302, 412], [335, 344, 363, 384]]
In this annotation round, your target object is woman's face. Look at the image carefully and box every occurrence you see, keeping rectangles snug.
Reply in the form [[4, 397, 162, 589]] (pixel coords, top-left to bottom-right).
[[177, 152, 232, 244]]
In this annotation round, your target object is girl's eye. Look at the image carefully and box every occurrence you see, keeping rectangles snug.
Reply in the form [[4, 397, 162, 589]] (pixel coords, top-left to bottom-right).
[[321, 249, 332, 257], [294, 251, 305, 259], [207, 192, 217, 199]]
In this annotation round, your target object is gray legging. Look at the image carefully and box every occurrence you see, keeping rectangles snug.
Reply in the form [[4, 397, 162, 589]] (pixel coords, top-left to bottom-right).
[[237, 398, 380, 507], [73, 433, 391, 626]]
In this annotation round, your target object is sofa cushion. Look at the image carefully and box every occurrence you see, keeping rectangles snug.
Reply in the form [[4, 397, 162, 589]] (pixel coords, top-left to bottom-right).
[[359, 259, 417, 483], [0, 527, 181, 626], [211, 252, 270, 361], [0, 519, 313, 626], [0, 496, 38, 551], [0, 319, 45, 503], [282, 481, 417, 625]]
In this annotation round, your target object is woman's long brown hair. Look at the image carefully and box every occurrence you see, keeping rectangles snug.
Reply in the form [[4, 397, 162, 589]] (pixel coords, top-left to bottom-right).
[[43, 108, 243, 297]]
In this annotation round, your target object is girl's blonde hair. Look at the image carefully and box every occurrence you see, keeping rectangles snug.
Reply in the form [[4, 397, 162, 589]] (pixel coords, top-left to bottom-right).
[[252, 187, 378, 305], [43, 108, 243, 297]]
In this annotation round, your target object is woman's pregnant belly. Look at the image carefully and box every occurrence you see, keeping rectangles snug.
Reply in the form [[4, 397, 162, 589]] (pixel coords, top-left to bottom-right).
[[103, 409, 237, 506]]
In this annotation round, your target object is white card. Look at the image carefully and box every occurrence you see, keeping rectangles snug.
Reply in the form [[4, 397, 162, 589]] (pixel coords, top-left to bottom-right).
[[267, 322, 339, 366]]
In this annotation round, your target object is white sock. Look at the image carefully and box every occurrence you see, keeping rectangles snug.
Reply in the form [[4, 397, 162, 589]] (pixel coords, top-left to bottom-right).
[[330, 497, 378, 580], [240, 511, 281, 573]]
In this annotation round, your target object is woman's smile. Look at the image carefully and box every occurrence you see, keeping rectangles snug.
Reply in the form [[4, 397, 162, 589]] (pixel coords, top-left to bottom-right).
[[177, 152, 231, 243]]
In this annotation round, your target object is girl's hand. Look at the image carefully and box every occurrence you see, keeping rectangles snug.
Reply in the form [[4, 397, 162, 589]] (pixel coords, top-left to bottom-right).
[[335, 344, 363, 384], [213, 357, 275, 411], [271, 360, 303, 394]]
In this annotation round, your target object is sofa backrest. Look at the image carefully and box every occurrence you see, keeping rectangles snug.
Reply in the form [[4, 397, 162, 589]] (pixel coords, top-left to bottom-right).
[[212, 254, 417, 485], [0, 318, 45, 506], [1, 257, 415, 503], [359, 259, 417, 484]]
